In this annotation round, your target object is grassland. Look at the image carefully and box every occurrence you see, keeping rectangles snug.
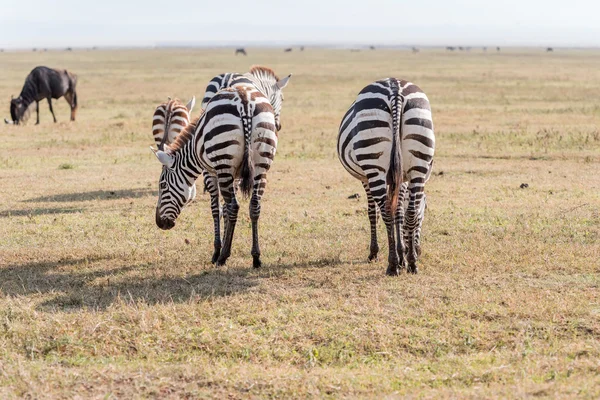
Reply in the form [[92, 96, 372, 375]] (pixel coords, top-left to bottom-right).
[[0, 47, 599, 398]]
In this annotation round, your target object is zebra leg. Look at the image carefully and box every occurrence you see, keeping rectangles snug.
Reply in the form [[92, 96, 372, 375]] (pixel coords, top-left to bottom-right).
[[216, 182, 239, 267], [35, 101, 40, 125], [394, 182, 408, 270], [203, 172, 222, 264], [47, 98, 57, 123], [249, 179, 265, 269], [404, 184, 426, 274], [370, 180, 399, 276], [362, 181, 379, 261]]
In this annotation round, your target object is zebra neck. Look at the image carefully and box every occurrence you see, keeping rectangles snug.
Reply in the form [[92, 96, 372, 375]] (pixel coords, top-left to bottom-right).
[[173, 137, 202, 185]]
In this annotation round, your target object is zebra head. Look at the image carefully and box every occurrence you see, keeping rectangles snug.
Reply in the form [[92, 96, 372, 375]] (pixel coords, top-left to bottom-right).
[[248, 66, 291, 131], [151, 147, 197, 230]]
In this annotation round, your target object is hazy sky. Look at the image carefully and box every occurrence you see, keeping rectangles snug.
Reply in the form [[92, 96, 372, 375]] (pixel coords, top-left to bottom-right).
[[1, 0, 598, 48]]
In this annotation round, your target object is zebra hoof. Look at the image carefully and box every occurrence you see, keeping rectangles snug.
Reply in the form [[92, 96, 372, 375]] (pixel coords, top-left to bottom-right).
[[252, 256, 262, 269], [216, 257, 227, 267], [211, 250, 221, 264], [407, 264, 418, 274], [386, 266, 400, 276], [368, 253, 378, 262]]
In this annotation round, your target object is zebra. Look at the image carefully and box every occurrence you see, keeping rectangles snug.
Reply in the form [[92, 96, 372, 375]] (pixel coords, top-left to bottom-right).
[[337, 78, 435, 275], [201, 66, 291, 132], [152, 85, 277, 268], [152, 96, 228, 264]]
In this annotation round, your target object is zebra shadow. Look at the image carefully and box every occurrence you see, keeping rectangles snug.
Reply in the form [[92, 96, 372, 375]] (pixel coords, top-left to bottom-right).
[[0, 207, 83, 218], [24, 188, 155, 203], [0, 255, 257, 312]]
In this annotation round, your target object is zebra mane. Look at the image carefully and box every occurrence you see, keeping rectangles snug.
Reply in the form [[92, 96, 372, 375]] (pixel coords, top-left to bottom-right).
[[168, 113, 202, 153], [249, 65, 279, 85]]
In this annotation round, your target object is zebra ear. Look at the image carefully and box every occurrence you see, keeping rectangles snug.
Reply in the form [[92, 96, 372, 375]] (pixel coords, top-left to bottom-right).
[[151, 147, 174, 168], [155, 150, 174, 168], [186, 96, 196, 113], [276, 74, 292, 90]]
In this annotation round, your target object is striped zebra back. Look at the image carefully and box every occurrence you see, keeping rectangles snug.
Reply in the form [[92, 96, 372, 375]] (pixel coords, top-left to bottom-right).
[[395, 78, 435, 181], [152, 98, 195, 150], [200, 73, 252, 109], [200, 66, 291, 131]]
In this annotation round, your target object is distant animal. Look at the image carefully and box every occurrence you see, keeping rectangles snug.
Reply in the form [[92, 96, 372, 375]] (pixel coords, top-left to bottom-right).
[[300, 46, 305, 51], [446, 46, 455, 51], [370, 46, 376, 50], [458, 46, 464, 51], [235, 48, 247, 56], [6, 66, 78, 125], [200, 66, 291, 132], [497, 47, 501, 51], [546, 47, 554, 52], [412, 47, 419, 53], [152, 86, 278, 269], [32, 48, 37, 52], [483, 47, 487, 51], [337, 78, 435, 275], [66, 47, 73, 51], [284, 48, 292, 52], [0, 49, 4, 53]]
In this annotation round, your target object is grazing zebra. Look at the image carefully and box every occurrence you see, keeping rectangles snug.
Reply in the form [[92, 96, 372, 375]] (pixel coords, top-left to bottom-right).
[[337, 78, 435, 275], [201, 66, 291, 132], [152, 96, 226, 263], [152, 86, 277, 268]]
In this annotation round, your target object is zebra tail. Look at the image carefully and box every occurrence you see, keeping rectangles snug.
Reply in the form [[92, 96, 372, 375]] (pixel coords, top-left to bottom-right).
[[386, 80, 403, 217], [239, 107, 254, 198]]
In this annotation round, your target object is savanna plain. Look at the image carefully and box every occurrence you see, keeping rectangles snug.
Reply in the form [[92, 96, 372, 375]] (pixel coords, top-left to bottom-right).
[[0, 48, 599, 399]]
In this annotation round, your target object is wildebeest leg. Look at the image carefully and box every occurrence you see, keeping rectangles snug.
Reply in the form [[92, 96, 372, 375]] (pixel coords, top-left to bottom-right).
[[47, 98, 57, 123], [64, 92, 76, 121], [35, 101, 40, 125]]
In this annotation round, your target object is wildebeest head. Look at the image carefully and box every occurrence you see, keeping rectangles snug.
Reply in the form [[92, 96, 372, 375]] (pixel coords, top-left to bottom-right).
[[9, 96, 26, 124]]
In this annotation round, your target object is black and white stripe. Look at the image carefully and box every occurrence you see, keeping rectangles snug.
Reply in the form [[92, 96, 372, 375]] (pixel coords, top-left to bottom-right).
[[153, 86, 278, 268], [337, 78, 435, 275], [152, 96, 227, 263], [201, 66, 291, 131]]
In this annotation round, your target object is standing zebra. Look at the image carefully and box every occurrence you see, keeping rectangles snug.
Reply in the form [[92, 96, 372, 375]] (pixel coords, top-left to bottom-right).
[[152, 86, 278, 268], [201, 66, 291, 132], [337, 78, 435, 275], [152, 96, 226, 264]]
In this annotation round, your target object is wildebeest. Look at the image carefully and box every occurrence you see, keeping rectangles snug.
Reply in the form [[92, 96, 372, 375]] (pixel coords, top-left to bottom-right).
[[235, 48, 247, 56], [412, 47, 420, 53], [6, 66, 78, 125], [546, 47, 554, 52], [284, 48, 292, 52], [369, 45, 376, 50], [446, 46, 455, 51]]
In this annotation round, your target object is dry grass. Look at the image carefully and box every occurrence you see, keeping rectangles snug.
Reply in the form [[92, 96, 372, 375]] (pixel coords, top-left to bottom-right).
[[0, 48, 599, 399]]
